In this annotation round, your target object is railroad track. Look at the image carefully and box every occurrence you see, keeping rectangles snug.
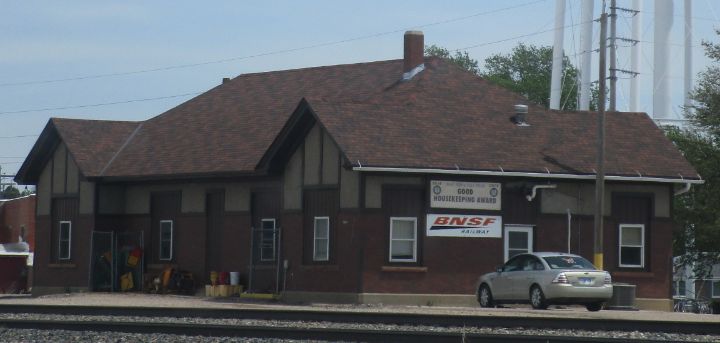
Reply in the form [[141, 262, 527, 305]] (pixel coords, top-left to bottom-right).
[[0, 304, 717, 342]]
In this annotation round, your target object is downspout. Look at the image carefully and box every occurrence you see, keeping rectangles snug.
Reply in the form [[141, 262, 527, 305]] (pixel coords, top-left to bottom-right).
[[567, 208, 572, 253], [674, 182, 692, 196], [526, 184, 557, 201]]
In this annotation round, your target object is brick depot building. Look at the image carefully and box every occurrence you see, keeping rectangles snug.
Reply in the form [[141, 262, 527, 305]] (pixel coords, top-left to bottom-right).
[[16, 32, 701, 310]]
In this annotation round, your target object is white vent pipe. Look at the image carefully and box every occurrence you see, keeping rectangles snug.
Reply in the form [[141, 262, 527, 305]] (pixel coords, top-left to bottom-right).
[[579, 0, 594, 111], [630, 0, 641, 112], [550, 0, 566, 110], [653, 0, 673, 120]]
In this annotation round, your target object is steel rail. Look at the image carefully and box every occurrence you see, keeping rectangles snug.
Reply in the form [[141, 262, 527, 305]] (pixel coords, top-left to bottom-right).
[[0, 304, 717, 335], [0, 318, 676, 343]]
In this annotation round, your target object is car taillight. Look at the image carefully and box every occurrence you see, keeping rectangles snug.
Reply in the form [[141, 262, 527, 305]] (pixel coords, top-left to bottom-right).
[[552, 272, 569, 284], [604, 272, 612, 285]]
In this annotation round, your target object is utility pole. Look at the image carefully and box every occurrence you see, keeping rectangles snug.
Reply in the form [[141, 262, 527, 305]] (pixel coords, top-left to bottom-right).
[[594, 11, 608, 270], [608, 2, 640, 111], [609, 0, 617, 111]]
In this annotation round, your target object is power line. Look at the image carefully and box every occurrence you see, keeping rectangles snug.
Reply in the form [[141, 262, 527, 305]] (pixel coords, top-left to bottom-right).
[[452, 17, 591, 52], [0, 0, 547, 88], [0, 134, 38, 139], [0, 91, 202, 116], [4, 6, 600, 117]]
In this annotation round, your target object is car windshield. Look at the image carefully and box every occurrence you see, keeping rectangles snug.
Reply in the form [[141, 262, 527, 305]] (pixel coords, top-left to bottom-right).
[[542, 256, 596, 270]]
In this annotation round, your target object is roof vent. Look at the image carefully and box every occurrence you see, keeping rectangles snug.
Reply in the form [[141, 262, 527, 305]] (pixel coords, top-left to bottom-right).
[[222, 77, 231, 84], [512, 104, 530, 126]]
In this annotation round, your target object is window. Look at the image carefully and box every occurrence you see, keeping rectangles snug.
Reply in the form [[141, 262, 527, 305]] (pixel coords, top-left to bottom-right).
[[712, 280, 720, 299], [673, 280, 687, 298], [313, 217, 330, 261], [543, 255, 596, 270], [389, 217, 417, 262], [504, 226, 533, 262], [58, 221, 72, 260], [159, 220, 173, 261], [260, 219, 276, 261], [619, 224, 644, 268]]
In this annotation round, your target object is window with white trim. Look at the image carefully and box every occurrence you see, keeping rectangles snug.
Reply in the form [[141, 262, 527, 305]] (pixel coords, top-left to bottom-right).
[[260, 219, 276, 261], [313, 217, 329, 261], [389, 217, 417, 262], [159, 220, 173, 261], [619, 224, 644, 268], [58, 221, 72, 260], [712, 280, 720, 298]]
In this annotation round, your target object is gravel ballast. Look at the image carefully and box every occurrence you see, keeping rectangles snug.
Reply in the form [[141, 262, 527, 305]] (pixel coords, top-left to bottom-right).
[[1, 313, 719, 342]]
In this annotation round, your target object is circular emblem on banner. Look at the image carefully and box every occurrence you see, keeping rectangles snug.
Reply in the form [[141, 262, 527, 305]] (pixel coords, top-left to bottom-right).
[[489, 187, 499, 197], [432, 185, 442, 195]]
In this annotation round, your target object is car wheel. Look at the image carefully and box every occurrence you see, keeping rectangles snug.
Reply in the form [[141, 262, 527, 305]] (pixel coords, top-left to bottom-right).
[[530, 285, 548, 310], [478, 284, 495, 308], [586, 302, 603, 312]]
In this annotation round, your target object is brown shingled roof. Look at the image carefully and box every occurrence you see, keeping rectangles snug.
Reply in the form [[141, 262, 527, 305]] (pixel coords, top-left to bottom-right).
[[303, 58, 698, 180], [17, 56, 700, 183], [99, 59, 404, 178]]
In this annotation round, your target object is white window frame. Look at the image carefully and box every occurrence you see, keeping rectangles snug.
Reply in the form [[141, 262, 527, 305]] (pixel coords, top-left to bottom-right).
[[504, 225, 533, 262], [159, 220, 173, 261], [389, 217, 417, 263], [712, 279, 720, 299], [260, 218, 276, 262], [313, 216, 330, 261], [673, 279, 687, 298], [58, 221, 72, 260], [618, 224, 645, 268]]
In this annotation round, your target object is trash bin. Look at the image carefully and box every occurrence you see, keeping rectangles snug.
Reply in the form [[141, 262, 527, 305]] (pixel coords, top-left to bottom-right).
[[605, 283, 638, 310]]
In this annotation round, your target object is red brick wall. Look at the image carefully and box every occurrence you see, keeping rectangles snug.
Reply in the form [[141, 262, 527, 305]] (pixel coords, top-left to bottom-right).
[[358, 210, 504, 294], [32, 214, 93, 288], [282, 211, 362, 293]]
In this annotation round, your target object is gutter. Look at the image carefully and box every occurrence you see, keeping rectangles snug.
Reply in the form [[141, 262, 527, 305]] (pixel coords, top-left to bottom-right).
[[351, 166, 704, 185]]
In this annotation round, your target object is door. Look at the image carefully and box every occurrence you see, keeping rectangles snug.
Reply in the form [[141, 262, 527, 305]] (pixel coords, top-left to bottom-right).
[[510, 254, 544, 298], [504, 225, 533, 262], [205, 190, 224, 277], [249, 190, 281, 293], [493, 254, 523, 300]]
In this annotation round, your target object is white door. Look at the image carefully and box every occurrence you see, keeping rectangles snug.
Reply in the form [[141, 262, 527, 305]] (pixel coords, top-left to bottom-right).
[[504, 225, 533, 262]]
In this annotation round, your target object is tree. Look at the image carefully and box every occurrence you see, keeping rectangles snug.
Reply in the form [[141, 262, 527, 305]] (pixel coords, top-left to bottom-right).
[[424, 45, 479, 74], [426, 43, 596, 111], [482, 43, 595, 111], [2, 185, 21, 199], [669, 30, 720, 280]]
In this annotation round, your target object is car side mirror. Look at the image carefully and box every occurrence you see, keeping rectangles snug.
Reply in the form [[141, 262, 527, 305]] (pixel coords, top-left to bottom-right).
[[496, 266, 503, 273]]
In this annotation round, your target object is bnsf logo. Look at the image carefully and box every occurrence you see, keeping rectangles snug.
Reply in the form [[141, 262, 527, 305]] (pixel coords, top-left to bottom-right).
[[433, 216, 496, 226]]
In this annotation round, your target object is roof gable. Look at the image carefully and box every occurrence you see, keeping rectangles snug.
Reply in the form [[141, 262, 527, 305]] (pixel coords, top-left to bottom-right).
[[15, 118, 139, 183]]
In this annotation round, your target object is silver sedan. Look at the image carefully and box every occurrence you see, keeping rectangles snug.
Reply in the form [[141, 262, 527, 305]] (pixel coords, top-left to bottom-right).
[[476, 252, 613, 311]]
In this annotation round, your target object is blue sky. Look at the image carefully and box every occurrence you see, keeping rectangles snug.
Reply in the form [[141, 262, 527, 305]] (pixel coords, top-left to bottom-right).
[[1, 0, 718, 180]]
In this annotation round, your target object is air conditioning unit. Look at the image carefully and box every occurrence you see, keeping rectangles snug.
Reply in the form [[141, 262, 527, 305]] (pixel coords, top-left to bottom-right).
[[605, 283, 638, 310]]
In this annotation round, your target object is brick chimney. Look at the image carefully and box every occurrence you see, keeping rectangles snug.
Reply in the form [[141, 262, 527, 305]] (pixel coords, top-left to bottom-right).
[[403, 31, 424, 73]]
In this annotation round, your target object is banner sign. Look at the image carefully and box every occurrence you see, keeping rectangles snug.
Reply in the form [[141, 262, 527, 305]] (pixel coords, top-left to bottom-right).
[[426, 214, 502, 237], [430, 180, 501, 210]]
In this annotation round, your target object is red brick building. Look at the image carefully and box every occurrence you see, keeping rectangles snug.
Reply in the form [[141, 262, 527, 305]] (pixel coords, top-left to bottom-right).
[[0, 195, 36, 292], [16, 32, 700, 310], [0, 195, 36, 250]]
